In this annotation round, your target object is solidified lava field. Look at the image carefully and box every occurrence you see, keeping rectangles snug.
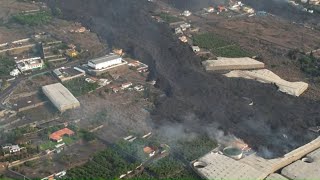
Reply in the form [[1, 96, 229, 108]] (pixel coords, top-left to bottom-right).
[[47, 0, 320, 158]]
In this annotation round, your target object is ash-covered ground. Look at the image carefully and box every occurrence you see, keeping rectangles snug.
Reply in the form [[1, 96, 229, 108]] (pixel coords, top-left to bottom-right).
[[47, 0, 320, 158], [164, 0, 320, 25]]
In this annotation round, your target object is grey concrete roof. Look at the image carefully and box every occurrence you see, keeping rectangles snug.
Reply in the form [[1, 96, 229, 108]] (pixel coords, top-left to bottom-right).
[[281, 148, 320, 179], [266, 173, 288, 180], [202, 57, 265, 71], [42, 83, 80, 112], [224, 69, 308, 97], [193, 152, 263, 179], [192, 137, 320, 180], [89, 54, 121, 65]]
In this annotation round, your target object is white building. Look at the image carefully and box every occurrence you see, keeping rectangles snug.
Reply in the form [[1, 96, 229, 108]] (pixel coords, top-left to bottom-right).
[[182, 10, 192, 17], [204, 7, 215, 13], [42, 83, 80, 112], [192, 46, 201, 52], [121, 82, 133, 89], [309, 0, 320, 5], [16, 57, 44, 72], [88, 54, 122, 70], [180, 23, 191, 31], [10, 69, 20, 77], [2, 145, 21, 154]]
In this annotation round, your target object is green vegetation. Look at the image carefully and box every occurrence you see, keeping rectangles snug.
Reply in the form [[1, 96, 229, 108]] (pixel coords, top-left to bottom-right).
[[66, 148, 139, 179], [79, 129, 96, 142], [147, 156, 199, 179], [37, 125, 78, 150], [39, 136, 76, 150], [116, 139, 151, 162], [159, 12, 183, 23], [52, 7, 63, 17], [299, 54, 320, 77], [13, 11, 52, 26], [193, 33, 230, 49], [193, 33, 253, 57], [0, 125, 37, 144], [0, 56, 16, 77], [0, 145, 38, 162], [148, 156, 184, 178], [39, 141, 56, 151], [63, 77, 99, 97], [91, 109, 108, 125], [173, 135, 217, 161], [213, 45, 254, 58], [0, 174, 14, 180]]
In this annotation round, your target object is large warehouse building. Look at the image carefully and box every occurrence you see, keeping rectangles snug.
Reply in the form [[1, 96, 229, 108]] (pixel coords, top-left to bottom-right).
[[202, 57, 265, 71], [192, 137, 320, 180], [42, 83, 80, 112], [88, 54, 122, 70]]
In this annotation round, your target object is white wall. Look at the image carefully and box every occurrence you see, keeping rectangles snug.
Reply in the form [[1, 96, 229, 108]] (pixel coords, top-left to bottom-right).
[[89, 58, 122, 69]]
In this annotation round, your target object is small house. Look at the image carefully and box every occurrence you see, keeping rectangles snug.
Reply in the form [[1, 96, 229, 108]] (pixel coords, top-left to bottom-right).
[[121, 82, 133, 90], [192, 46, 201, 52], [49, 128, 74, 143]]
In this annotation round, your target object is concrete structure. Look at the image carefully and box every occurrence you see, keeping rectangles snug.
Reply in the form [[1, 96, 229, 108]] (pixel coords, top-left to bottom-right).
[[224, 69, 308, 96], [265, 173, 288, 180], [53, 67, 85, 82], [182, 10, 191, 17], [192, 136, 320, 180], [179, 36, 188, 43], [192, 46, 200, 52], [202, 57, 265, 71], [204, 7, 215, 13], [42, 83, 80, 112], [10, 69, 20, 77], [88, 54, 122, 70], [2, 145, 21, 154], [193, 152, 263, 179], [121, 82, 133, 89], [281, 148, 320, 179], [98, 79, 111, 86], [16, 57, 44, 72], [223, 146, 243, 160], [180, 23, 191, 31], [175, 27, 183, 34]]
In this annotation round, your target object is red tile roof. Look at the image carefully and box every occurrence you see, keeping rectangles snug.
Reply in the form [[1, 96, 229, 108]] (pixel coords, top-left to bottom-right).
[[143, 146, 154, 154], [49, 128, 74, 141]]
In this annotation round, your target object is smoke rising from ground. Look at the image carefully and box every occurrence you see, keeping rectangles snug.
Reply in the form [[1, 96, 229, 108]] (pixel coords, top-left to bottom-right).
[[48, 0, 320, 158]]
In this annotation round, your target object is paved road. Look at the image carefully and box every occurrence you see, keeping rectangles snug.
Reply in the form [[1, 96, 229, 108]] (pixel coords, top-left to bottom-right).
[[0, 77, 26, 108]]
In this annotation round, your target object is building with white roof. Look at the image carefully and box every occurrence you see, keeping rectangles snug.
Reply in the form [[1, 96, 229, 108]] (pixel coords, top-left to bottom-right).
[[202, 57, 265, 71], [10, 69, 20, 77], [192, 136, 320, 180], [42, 83, 80, 112], [88, 54, 122, 70], [182, 10, 192, 17], [16, 57, 44, 72], [2, 144, 22, 154], [224, 69, 308, 97]]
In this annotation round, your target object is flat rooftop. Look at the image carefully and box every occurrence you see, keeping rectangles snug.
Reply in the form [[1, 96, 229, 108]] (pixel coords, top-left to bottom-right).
[[224, 69, 308, 96], [192, 137, 320, 180], [202, 57, 265, 71], [42, 83, 80, 112], [89, 54, 121, 65], [193, 152, 263, 179], [281, 148, 320, 179]]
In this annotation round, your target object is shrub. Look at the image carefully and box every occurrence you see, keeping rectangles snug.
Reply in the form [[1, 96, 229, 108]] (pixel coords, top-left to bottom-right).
[[13, 11, 52, 26]]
